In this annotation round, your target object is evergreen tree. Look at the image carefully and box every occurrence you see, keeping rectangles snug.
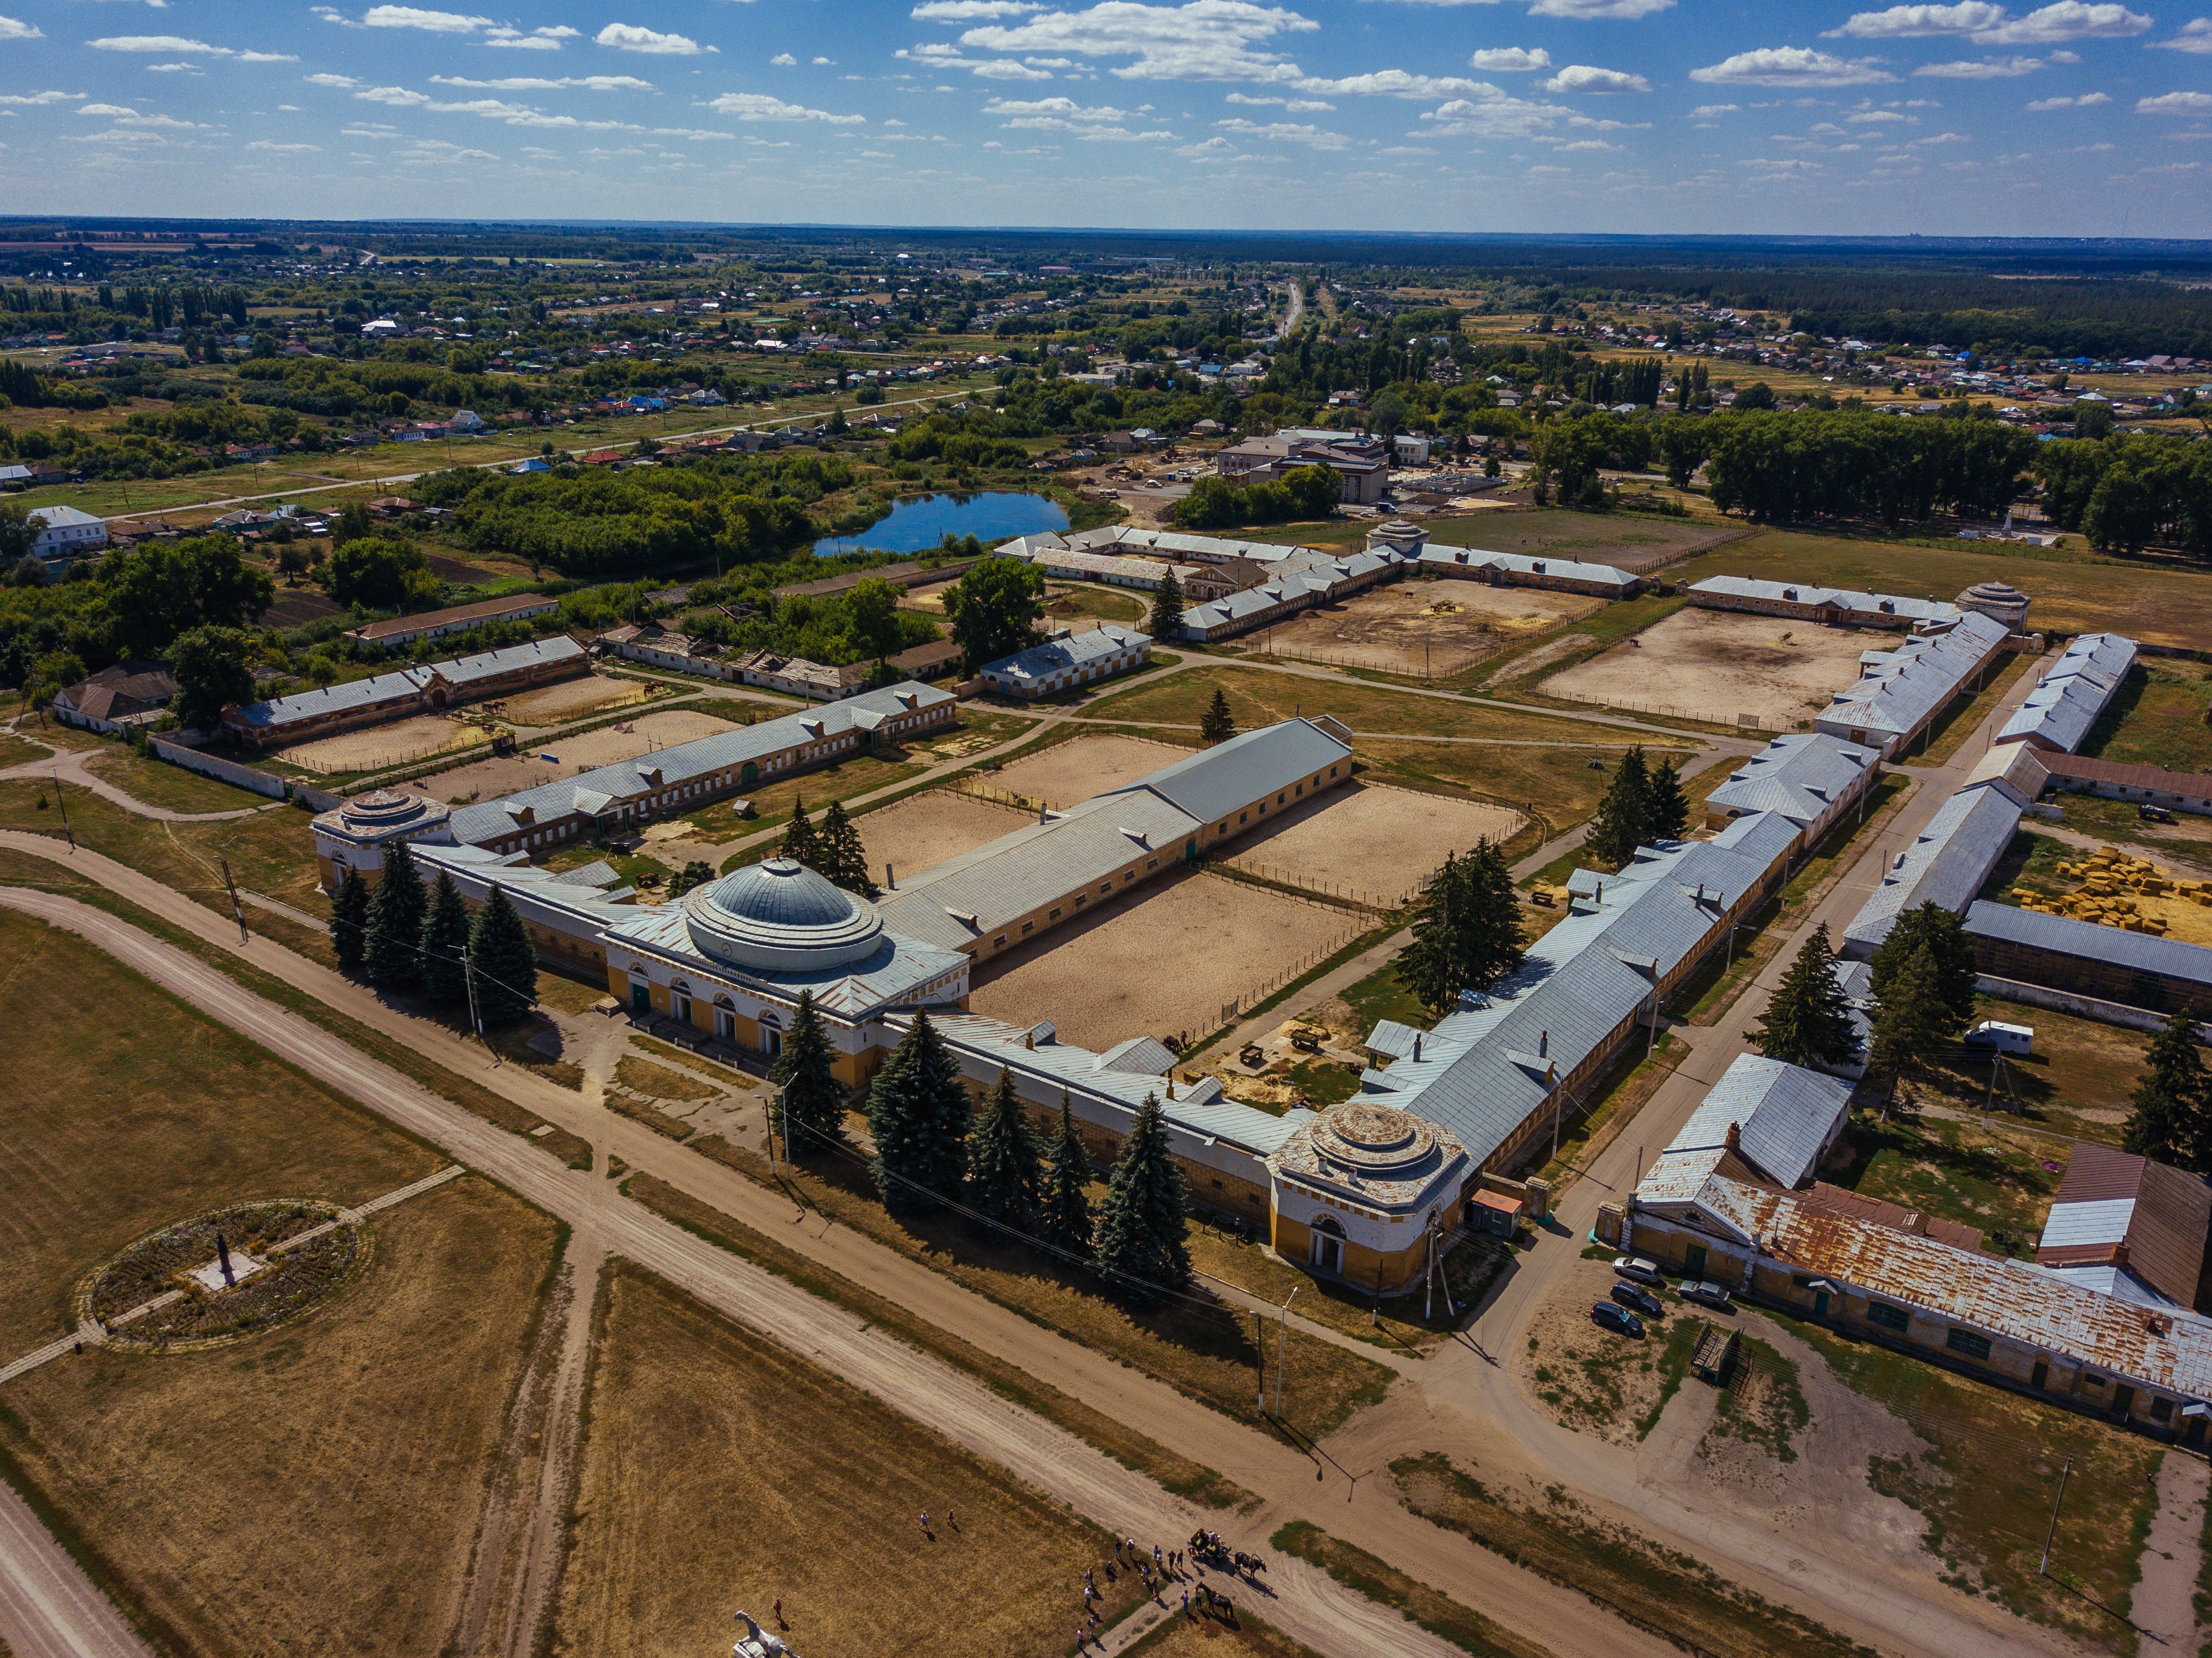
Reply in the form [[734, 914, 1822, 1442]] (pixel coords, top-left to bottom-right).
[[1148, 566, 1184, 639], [467, 883, 538, 1024], [781, 797, 818, 869], [1040, 1093, 1095, 1253], [1869, 903, 1979, 1028], [1199, 687, 1236, 744], [771, 988, 845, 1152], [363, 836, 427, 991], [1395, 840, 1526, 1017], [1584, 745, 1653, 867], [967, 1068, 1043, 1234], [331, 867, 370, 971], [2122, 1012, 2212, 1172], [820, 799, 873, 895], [1093, 1094, 1192, 1309], [867, 1011, 971, 1215], [418, 869, 473, 1010], [1868, 945, 1952, 1114], [1751, 923, 1859, 1070], [667, 859, 716, 899], [1646, 757, 1689, 843]]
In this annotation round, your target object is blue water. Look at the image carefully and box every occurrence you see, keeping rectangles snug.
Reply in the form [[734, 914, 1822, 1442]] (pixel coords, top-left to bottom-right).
[[811, 491, 1070, 558]]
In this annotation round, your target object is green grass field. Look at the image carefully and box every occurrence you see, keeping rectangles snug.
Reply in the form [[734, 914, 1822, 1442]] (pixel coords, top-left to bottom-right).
[[2083, 661, 2212, 774]]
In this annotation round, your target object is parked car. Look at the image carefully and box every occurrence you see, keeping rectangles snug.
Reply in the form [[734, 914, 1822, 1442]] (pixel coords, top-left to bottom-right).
[[1611, 1281, 1663, 1317], [1591, 1302, 1644, 1337], [1613, 1255, 1663, 1286], [2139, 803, 2175, 823], [1679, 1280, 1734, 1311]]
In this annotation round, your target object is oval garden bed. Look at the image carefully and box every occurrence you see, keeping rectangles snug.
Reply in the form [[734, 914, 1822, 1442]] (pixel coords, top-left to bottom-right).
[[79, 1200, 371, 1350]]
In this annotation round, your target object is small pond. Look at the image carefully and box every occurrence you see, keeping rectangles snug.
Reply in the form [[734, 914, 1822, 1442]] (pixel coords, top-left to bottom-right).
[[812, 491, 1069, 558]]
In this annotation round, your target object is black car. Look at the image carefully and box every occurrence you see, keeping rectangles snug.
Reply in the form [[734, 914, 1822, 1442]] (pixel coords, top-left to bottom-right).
[[1591, 1301, 1644, 1337], [1611, 1281, 1663, 1318]]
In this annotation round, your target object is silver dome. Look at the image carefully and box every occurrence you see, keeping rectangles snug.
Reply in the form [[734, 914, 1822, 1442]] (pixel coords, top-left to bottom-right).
[[683, 858, 885, 973]]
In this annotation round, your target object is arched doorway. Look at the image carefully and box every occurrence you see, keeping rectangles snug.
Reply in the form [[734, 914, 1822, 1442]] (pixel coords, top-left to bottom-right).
[[1310, 1216, 1345, 1276], [741, 761, 759, 785]]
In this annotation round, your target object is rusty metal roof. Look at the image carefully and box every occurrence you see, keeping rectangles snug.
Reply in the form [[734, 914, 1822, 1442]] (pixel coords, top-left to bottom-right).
[[2036, 1143, 2212, 1309]]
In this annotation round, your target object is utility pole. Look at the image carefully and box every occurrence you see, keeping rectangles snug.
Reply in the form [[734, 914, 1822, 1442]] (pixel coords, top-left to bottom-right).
[[53, 770, 74, 851], [2040, 1455, 2074, 1577], [1274, 1285, 1300, 1419], [462, 944, 487, 1049], [218, 856, 247, 943]]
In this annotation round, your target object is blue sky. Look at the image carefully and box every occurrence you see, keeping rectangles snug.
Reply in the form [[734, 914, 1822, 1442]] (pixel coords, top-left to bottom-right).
[[1, 0, 2208, 233]]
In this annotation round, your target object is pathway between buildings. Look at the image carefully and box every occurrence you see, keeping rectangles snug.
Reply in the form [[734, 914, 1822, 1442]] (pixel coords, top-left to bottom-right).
[[2132, 1449, 2208, 1654]]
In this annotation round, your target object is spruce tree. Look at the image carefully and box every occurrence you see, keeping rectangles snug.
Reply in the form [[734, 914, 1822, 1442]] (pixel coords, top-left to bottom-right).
[[331, 867, 370, 971], [1199, 686, 1236, 744], [467, 883, 538, 1024], [1646, 757, 1690, 843], [418, 869, 473, 1010], [1868, 945, 1951, 1114], [2122, 1012, 2212, 1172], [1870, 903, 1978, 1029], [867, 1011, 971, 1215], [363, 836, 427, 991], [967, 1068, 1043, 1235], [781, 797, 818, 869], [771, 988, 845, 1152], [1396, 841, 1526, 1017], [1040, 1093, 1095, 1253], [1149, 566, 1184, 639], [820, 799, 873, 895], [1093, 1094, 1192, 1309], [1751, 922, 1858, 1070], [1584, 745, 1653, 867]]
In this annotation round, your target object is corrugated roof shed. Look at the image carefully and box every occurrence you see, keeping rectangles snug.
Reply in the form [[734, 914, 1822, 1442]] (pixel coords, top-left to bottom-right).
[[1964, 899, 2212, 989], [982, 623, 1150, 685], [1663, 1053, 1851, 1190], [1102, 718, 1353, 826], [1689, 576, 1961, 625], [1815, 612, 2009, 746], [1706, 733, 1878, 829], [1957, 741, 2051, 810], [1415, 544, 1638, 590], [1841, 787, 2022, 956]]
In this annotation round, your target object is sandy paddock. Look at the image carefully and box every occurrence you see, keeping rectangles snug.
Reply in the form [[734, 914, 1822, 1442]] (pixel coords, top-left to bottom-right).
[[275, 712, 480, 774], [487, 673, 647, 728], [986, 732, 1191, 807], [969, 869, 1360, 1051], [897, 576, 961, 613], [861, 789, 1034, 887], [413, 708, 742, 802], [1540, 606, 1873, 727], [1225, 781, 1526, 908], [1262, 578, 1602, 677]]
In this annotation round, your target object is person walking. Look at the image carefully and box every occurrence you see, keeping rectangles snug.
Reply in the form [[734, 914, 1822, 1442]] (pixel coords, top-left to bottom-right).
[[772, 1599, 782, 1628]]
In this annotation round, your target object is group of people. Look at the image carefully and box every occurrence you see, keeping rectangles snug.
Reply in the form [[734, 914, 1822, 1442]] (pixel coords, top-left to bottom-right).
[[1068, 1532, 1264, 1650]]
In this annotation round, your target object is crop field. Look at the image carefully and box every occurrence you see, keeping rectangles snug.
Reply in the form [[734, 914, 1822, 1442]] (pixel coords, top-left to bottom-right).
[[421, 708, 743, 802], [1225, 780, 1524, 908], [1263, 579, 1600, 678], [988, 731, 1191, 805], [0, 909, 443, 1350], [1671, 531, 2212, 652], [489, 672, 649, 726], [1541, 606, 1874, 728], [969, 868, 1362, 1051], [0, 1178, 559, 1658], [859, 789, 1032, 885], [273, 710, 485, 776], [554, 1264, 1141, 1658]]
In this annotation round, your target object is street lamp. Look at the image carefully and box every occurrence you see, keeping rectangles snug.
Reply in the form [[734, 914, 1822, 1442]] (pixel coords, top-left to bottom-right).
[[1274, 1285, 1300, 1419]]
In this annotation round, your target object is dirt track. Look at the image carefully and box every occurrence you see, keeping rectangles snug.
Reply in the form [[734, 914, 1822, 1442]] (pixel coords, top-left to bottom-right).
[[1267, 581, 1600, 678], [988, 732, 1190, 807], [1229, 782, 1525, 907], [416, 709, 742, 802], [863, 790, 1033, 887], [1541, 607, 1873, 726]]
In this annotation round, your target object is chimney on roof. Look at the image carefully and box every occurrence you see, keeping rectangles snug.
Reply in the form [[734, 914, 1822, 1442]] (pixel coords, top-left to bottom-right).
[[1412, 1032, 1421, 1062], [1725, 1122, 1741, 1152], [1539, 1029, 1548, 1058], [2112, 1241, 2131, 1271]]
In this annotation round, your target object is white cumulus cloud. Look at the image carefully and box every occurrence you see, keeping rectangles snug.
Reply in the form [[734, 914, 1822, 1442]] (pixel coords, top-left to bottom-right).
[[2138, 88, 2212, 110], [598, 23, 713, 54], [1828, 3, 2006, 37], [1914, 53, 2043, 73], [1974, 2, 2150, 42], [1691, 47, 1898, 86], [1469, 48, 1551, 71], [702, 90, 863, 120], [1543, 63, 1650, 91], [1527, 0, 1673, 16], [2025, 88, 2110, 103], [956, 1, 1318, 83], [2149, 17, 2212, 52]]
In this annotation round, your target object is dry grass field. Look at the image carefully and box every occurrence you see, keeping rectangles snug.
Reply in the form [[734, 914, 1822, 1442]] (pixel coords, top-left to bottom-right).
[[1264, 580, 1600, 678], [861, 789, 1033, 884], [989, 731, 1192, 805], [555, 1264, 1143, 1658], [969, 869, 1361, 1050], [1226, 781, 1524, 907], [85, 749, 278, 816], [489, 672, 648, 726], [273, 710, 484, 775], [422, 708, 743, 802], [0, 1179, 559, 1658], [1540, 607, 1873, 728], [1077, 666, 1616, 749], [0, 909, 441, 1351]]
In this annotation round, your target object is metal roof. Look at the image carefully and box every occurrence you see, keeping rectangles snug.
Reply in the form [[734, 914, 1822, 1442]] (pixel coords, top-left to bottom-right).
[[441, 634, 585, 687], [982, 624, 1150, 684], [1965, 899, 2212, 989], [1957, 741, 2051, 809], [1360, 814, 1794, 1168], [446, 681, 955, 846], [2039, 1198, 2136, 1250], [1414, 544, 1638, 590], [1665, 1053, 1851, 1190], [1841, 787, 2022, 953], [1998, 675, 2111, 754], [1814, 612, 2010, 745], [1706, 733, 1878, 828], [605, 900, 967, 1018], [231, 665, 432, 729], [1689, 576, 1962, 625], [1100, 718, 1353, 826]]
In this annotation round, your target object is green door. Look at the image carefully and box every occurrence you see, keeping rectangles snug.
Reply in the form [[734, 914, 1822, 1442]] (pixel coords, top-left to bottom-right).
[[1684, 1244, 1708, 1278], [1812, 1290, 1830, 1318], [1184, 838, 1199, 864], [630, 981, 650, 1014], [741, 761, 759, 785]]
